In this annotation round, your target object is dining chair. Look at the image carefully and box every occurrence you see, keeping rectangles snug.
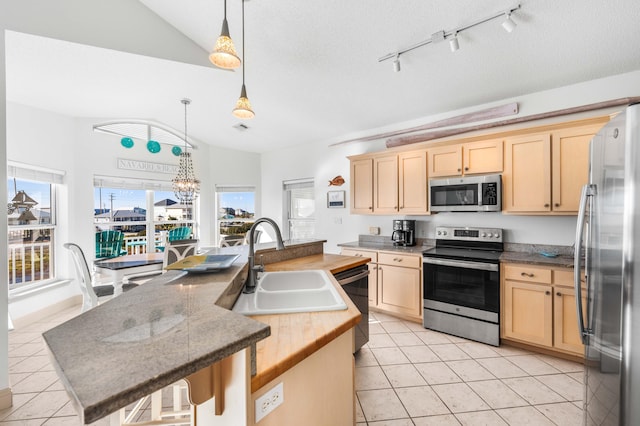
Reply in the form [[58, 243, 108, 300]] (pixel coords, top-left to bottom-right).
[[64, 243, 138, 313], [168, 227, 192, 242], [163, 239, 199, 269]]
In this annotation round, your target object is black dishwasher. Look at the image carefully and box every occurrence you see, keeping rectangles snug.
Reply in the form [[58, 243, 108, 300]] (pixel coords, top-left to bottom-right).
[[333, 265, 369, 352]]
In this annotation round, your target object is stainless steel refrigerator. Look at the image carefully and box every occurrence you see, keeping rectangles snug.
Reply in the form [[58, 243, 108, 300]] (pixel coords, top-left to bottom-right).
[[575, 103, 640, 425]]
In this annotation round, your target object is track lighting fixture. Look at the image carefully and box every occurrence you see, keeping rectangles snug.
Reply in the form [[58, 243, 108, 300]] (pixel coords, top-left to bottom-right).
[[379, 4, 521, 67], [449, 33, 460, 52], [393, 55, 401, 72], [501, 13, 516, 33]]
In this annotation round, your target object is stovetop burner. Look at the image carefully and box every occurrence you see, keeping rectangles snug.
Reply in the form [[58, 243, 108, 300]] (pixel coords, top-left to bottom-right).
[[423, 226, 503, 263]]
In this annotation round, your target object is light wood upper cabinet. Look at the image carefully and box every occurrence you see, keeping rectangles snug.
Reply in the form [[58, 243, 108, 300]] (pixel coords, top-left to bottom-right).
[[350, 158, 374, 214], [373, 155, 399, 214], [503, 133, 552, 212], [398, 150, 428, 214], [429, 139, 503, 177], [349, 150, 428, 215]]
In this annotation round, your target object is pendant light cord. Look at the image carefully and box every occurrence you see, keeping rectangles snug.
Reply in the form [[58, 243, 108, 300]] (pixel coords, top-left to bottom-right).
[[183, 99, 189, 151], [242, 0, 245, 84]]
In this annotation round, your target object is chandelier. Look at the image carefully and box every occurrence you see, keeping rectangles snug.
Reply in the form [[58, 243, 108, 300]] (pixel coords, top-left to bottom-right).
[[172, 98, 200, 204]]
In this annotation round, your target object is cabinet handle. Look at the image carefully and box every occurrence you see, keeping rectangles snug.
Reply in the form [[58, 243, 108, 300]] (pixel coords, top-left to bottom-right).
[[464, 167, 469, 171], [544, 203, 550, 208], [545, 291, 551, 295], [368, 206, 372, 210], [393, 258, 403, 262], [556, 292, 561, 296], [457, 168, 461, 172], [554, 203, 560, 207], [520, 272, 534, 277]]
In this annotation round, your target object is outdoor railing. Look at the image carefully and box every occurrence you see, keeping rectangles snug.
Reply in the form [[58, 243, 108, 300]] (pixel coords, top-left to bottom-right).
[[8, 242, 52, 288], [124, 235, 164, 255]]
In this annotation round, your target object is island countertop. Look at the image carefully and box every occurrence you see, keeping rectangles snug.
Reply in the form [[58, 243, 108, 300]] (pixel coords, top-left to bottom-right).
[[42, 241, 367, 423]]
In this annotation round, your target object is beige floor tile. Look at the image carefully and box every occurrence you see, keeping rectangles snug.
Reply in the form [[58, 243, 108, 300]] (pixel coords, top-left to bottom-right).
[[535, 354, 584, 373], [11, 371, 59, 394], [381, 364, 427, 388], [502, 377, 565, 405], [8, 343, 44, 359], [536, 374, 583, 401], [445, 335, 469, 344], [41, 416, 82, 425], [0, 392, 37, 420], [381, 321, 411, 333], [402, 320, 428, 332], [395, 386, 450, 417], [414, 362, 461, 385], [412, 414, 462, 425], [430, 344, 471, 361], [367, 333, 397, 348], [490, 345, 533, 357], [3, 390, 70, 421], [355, 395, 366, 423], [432, 383, 490, 413], [355, 347, 379, 367], [9, 356, 51, 374], [567, 371, 584, 384], [455, 410, 508, 425], [371, 312, 403, 323], [0, 419, 45, 425], [505, 355, 561, 376], [355, 366, 392, 391], [389, 332, 423, 347], [415, 331, 452, 345], [476, 357, 528, 379], [368, 419, 415, 425], [535, 402, 583, 426], [446, 360, 495, 382], [357, 389, 409, 422], [400, 345, 440, 364], [371, 347, 410, 365], [52, 402, 77, 417], [369, 322, 387, 334], [496, 406, 555, 425], [467, 380, 528, 409], [8, 373, 30, 387], [456, 342, 501, 359], [8, 332, 42, 345]]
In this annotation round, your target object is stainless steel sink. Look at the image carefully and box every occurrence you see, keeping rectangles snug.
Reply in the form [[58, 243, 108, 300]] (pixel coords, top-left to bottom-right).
[[232, 270, 347, 315]]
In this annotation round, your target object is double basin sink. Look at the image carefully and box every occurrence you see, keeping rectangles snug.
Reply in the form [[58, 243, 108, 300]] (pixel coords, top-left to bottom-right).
[[232, 270, 347, 315]]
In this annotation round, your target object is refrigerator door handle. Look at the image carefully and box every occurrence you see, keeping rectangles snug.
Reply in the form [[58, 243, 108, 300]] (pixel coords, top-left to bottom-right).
[[575, 184, 595, 344]]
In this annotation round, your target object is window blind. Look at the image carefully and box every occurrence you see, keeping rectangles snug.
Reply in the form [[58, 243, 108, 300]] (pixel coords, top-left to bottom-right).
[[7, 161, 65, 184]]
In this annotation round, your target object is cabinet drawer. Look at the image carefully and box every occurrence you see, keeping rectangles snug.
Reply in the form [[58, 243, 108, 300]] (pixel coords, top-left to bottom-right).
[[378, 252, 421, 268], [341, 249, 377, 263], [553, 268, 586, 288], [503, 264, 552, 284]]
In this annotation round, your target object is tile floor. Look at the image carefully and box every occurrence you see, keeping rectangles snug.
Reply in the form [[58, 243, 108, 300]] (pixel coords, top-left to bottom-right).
[[355, 311, 585, 426], [0, 305, 585, 425]]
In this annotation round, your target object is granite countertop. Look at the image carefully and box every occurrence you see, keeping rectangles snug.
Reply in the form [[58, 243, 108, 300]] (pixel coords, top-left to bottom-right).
[[338, 241, 431, 256], [42, 240, 364, 424], [499, 251, 576, 268]]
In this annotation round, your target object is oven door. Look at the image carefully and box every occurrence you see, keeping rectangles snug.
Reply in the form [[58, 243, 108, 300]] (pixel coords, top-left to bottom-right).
[[423, 257, 499, 317]]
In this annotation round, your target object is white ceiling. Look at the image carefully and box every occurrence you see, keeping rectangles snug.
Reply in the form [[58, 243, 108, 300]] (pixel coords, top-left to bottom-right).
[[6, 0, 640, 153]]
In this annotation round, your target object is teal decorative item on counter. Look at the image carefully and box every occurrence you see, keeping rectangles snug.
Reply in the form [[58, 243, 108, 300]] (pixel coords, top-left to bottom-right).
[[146, 140, 161, 154], [172, 146, 182, 156], [120, 137, 134, 148]]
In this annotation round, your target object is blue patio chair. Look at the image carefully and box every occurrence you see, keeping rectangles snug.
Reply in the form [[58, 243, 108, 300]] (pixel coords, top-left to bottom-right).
[[95, 230, 127, 259], [157, 227, 192, 252]]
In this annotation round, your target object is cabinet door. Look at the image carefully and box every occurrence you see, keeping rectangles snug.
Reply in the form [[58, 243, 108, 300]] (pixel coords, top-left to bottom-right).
[[553, 286, 586, 355], [503, 280, 553, 347], [350, 158, 373, 214], [398, 150, 428, 214], [463, 139, 504, 175], [428, 145, 462, 177], [378, 264, 421, 318], [551, 124, 600, 212], [369, 263, 379, 307], [373, 155, 398, 214], [503, 133, 552, 212]]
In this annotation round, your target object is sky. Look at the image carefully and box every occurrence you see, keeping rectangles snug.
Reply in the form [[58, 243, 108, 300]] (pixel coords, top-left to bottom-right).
[[7, 180, 50, 208]]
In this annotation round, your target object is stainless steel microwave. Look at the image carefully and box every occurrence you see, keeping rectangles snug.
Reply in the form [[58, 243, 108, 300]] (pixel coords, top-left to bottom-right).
[[429, 174, 502, 212]]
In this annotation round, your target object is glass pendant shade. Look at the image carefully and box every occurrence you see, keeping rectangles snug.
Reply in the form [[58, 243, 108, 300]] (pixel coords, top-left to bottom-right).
[[209, 18, 241, 69], [232, 84, 255, 119]]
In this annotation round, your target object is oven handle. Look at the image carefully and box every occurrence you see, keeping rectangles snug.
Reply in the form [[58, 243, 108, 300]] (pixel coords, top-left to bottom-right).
[[422, 257, 499, 272]]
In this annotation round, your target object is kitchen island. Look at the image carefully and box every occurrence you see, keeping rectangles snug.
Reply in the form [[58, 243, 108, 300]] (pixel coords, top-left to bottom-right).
[[43, 240, 366, 425]]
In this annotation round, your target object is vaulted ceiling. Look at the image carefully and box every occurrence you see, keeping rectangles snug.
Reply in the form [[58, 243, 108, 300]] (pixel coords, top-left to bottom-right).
[[6, 0, 640, 153]]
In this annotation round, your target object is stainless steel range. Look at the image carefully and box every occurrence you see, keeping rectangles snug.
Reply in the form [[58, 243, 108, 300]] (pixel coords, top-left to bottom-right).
[[423, 226, 503, 346]]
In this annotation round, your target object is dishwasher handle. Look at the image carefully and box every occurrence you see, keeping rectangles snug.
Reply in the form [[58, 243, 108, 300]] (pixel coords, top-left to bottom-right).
[[335, 269, 370, 285]]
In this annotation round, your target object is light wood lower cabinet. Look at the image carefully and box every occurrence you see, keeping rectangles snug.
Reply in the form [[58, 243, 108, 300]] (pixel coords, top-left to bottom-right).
[[341, 248, 422, 322], [502, 263, 585, 357]]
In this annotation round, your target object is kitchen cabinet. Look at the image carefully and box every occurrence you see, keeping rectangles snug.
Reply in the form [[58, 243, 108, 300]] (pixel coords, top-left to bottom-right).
[[501, 263, 585, 356], [428, 139, 503, 177], [349, 150, 428, 215], [341, 248, 422, 322], [503, 121, 605, 214]]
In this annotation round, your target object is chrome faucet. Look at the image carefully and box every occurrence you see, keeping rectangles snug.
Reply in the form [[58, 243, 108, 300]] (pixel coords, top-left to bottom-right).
[[243, 217, 286, 293]]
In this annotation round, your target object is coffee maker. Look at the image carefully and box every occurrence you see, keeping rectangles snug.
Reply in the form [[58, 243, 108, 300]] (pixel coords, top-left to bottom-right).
[[391, 219, 416, 247]]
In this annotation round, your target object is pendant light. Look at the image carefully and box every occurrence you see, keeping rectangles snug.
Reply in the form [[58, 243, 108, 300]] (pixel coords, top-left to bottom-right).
[[209, 0, 241, 69], [172, 99, 200, 205], [232, 0, 255, 119]]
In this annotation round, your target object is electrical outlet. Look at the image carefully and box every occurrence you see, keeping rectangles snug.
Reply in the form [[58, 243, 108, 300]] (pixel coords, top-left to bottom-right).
[[369, 226, 380, 235], [255, 382, 284, 422]]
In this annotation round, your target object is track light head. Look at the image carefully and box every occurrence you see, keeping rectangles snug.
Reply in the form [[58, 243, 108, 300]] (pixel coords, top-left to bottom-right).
[[449, 33, 459, 52], [501, 13, 516, 33], [393, 56, 401, 72]]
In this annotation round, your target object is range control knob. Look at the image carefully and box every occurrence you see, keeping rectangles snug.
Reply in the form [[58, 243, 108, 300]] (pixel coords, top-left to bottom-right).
[[481, 233, 487, 237], [437, 231, 442, 236], [494, 233, 500, 238], [442, 231, 447, 236]]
